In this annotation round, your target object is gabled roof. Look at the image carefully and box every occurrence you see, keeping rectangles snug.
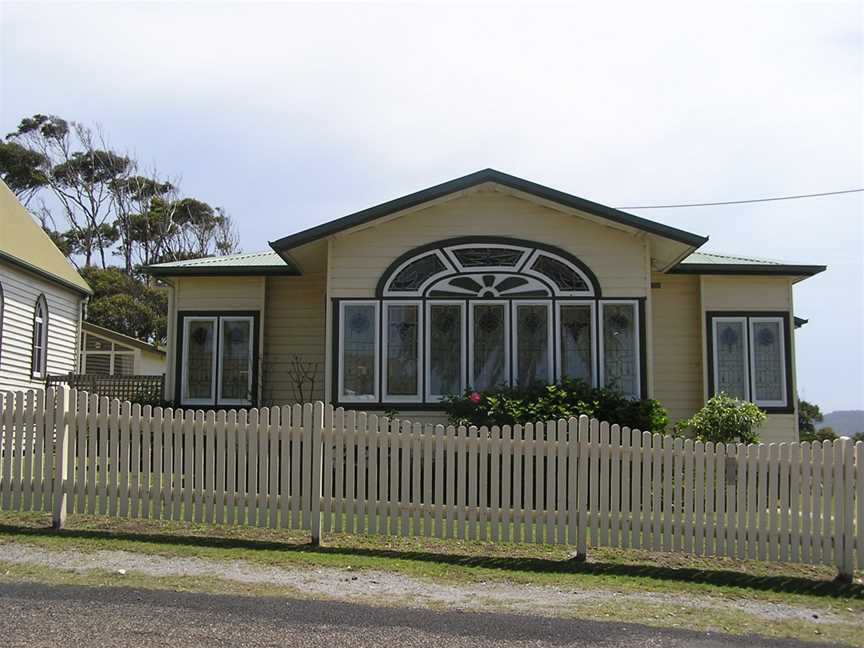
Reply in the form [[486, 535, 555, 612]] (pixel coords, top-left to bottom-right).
[[672, 251, 826, 277], [82, 321, 166, 356], [146, 250, 299, 277], [269, 168, 710, 253], [0, 180, 92, 295]]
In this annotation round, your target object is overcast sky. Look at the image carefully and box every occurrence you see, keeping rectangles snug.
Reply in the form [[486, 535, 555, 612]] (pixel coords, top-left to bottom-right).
[[1, 1, 861, 412]]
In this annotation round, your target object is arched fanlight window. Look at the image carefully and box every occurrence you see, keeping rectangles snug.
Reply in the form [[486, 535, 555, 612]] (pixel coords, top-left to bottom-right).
[[31, 294, 49, 378], [378, 237, 600, 298]]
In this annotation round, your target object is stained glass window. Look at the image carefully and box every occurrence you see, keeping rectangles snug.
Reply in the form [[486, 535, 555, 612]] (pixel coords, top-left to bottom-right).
[[560, 304, 593, 384], [220, 318, 253, 402], [452, 247, 523, 267], [471, 303, 507, 391], [31, 295, 48, 377], [515, 304, 551, 386], [751, 319, 785, 404], [341, 303, 378, 399], [389, 254, 446, 292], [183, 318, 216, 401], [602, 303, 638, 398], [531, 255, 589, 292], [385, 304, 420, 398], [428, 303, 464, 398], [713, 319, 748, 399]]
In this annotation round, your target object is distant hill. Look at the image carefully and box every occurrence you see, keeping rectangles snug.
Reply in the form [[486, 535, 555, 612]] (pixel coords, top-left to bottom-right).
[[820, 410, 864, 437]]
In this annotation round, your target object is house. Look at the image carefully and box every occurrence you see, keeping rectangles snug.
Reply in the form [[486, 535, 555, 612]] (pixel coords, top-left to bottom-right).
[[0, 179, 92, 394], [80, 321, 166, 377], [145, 170, 826, 441]]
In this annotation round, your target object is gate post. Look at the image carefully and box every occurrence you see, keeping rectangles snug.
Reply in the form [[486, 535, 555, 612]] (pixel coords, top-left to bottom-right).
[[52, 387, 71, 530], [309, 401, 324, 546]]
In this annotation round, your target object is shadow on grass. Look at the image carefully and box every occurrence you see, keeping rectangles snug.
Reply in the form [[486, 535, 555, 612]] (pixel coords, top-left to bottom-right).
[[1, 520, 860, 600]]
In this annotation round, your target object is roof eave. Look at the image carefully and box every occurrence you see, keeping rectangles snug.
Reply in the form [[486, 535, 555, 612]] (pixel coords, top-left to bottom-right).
[[0, 249, 92, 296], [269, 169, 709, 253], [144, 264, 301, 278], [670, 264, 827, 277]]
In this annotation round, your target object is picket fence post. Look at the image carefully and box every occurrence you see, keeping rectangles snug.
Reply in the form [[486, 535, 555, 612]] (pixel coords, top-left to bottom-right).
[[835, 437, 854, 583], [309, 401, 324, 546], [51, 387, 71, 530]]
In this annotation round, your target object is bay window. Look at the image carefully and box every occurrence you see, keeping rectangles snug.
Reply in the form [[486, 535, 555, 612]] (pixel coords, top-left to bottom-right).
[[179, 312, 258, 407], [334, 238, 647, 406], [707, 312, 791, 410]]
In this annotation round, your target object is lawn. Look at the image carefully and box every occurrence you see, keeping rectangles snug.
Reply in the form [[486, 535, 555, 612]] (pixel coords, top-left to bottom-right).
[[0, 510, 861, 646]]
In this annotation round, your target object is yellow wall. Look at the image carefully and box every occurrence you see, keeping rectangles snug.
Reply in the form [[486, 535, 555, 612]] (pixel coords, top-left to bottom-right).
[[262, 273, 327, 404]]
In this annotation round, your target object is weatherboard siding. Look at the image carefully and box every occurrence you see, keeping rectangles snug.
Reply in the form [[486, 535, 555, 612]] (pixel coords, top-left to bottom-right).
[[327, 190, 650, 299], [0, 262, 82, 394], [650, 273, 703, 426], [262, 273, 327, 404]]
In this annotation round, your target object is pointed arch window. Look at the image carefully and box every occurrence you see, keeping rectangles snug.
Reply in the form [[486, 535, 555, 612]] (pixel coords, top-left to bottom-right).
[[32, 294, 48, 378]]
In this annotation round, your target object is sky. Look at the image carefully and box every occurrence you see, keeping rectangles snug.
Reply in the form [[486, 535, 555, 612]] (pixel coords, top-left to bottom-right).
[[1, 1, 862, 412]]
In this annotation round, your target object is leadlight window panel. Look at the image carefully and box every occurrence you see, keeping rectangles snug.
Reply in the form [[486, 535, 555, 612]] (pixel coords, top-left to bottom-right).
[[451, 247, 523, 268], [470, 302, 509, 391], [219, 317, 254, 404], [712, 318, 749, 400], [514, 302, 552, 387], [84, 353, 111, 375], [600, 302, 639, 399], [113, 354, 135, 376], [426, 302, 465, 400], [384, 303, 421, 400], [340, 302, 379, 401], [31, 295, 48, 377], [182, 317, 217, 403], [389, 254, 446, 292], [530, 254, 589, 293], [750, 318, 786, 406], [559, 303, 594, 385]]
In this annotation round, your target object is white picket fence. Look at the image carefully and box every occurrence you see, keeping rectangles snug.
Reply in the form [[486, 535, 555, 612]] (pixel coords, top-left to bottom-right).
[[1, 388, 861, 577]]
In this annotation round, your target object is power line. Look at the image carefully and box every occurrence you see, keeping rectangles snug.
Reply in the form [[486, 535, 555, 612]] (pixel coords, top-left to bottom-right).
[[616, 188, 864, 209]]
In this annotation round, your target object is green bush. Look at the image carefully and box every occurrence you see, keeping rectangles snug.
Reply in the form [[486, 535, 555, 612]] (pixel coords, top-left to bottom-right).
[[677, 393, 766, 444], [441, 379, 668, 432]]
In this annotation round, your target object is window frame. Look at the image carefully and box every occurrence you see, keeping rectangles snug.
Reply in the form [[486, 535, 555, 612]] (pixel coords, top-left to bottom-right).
[[337, 300, 381, 404], [555, 300, 597, 386], [748, 316, 788, 408], [705, 311, 793, 413], [180, 315, 219, 407], [710, 315, 750, 402], [175, 310, 260, 408], [216, 315, 256, 407], [382, 300, 423, 403], [424, 300, 467, 402], [598, 299, 641, 400], [468, 299, 511, 391], [31, 294, 49, 379], [511, 300, 554, 387]]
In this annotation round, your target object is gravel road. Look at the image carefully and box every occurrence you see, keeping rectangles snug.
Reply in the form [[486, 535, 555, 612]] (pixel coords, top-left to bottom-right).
[[0, 581, 838, 648]]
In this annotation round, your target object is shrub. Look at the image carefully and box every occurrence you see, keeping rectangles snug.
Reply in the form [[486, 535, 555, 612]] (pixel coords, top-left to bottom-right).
[[677, 393, 766, 444], [441, 379, 668, 432]]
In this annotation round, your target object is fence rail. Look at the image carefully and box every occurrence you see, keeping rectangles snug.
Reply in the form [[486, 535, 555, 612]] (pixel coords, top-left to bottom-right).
[[1, 388, 861, 577]]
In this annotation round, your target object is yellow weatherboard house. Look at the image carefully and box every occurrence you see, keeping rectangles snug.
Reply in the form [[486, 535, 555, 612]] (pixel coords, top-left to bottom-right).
[[146, 170, 825, 441]]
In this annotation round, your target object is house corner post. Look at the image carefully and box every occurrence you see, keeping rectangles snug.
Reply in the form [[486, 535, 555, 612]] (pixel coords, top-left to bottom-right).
[[309, 401, 324, 546], [51, 387, 71, 530]]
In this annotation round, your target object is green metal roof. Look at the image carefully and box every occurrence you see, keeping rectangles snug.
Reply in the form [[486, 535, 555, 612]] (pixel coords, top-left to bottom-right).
[[145, 250, 298, 277], [673, 251, 826, 277]]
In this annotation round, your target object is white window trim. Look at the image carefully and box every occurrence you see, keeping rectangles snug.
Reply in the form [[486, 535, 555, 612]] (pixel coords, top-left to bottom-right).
[[217, 316, 255, 407], [598, 300, 641, 399], [711, 316, 750, 401], [382, 250, 454, 297], [511, 300, 554, 387], [424, 300, 467, 402], [523, 249, 595, 297], [555, 300, 597, 386], [748, 316, 787, 408], [32, 296, 48, 379], [338, 301, 380, 403], [181, 316, 218, 406], [382, 300, 423, 403], [468, 300, 511, 391]]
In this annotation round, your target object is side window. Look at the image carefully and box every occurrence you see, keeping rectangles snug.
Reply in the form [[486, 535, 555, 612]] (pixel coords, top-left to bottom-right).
[[32, 294, 49, 378]]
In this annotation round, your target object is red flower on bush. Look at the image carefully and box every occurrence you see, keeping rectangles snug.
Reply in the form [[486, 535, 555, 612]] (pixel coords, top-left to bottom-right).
[[469, 392, 482, 404]]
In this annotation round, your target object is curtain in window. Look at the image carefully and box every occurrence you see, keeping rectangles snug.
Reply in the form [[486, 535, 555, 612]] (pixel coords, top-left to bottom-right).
[[602, 303, 637, 398], [560, 304, 592, 384], [752, 320, 783, 402], [220, 319, 252, 401], [386, 304, 419, 397], [515, 304, 549, 386], [472, 303, 506, 391], [429, 304, 463, 397], [342, 304, 376, 397], [714, 320, 747, 399], [186, 320, 215, 400]]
